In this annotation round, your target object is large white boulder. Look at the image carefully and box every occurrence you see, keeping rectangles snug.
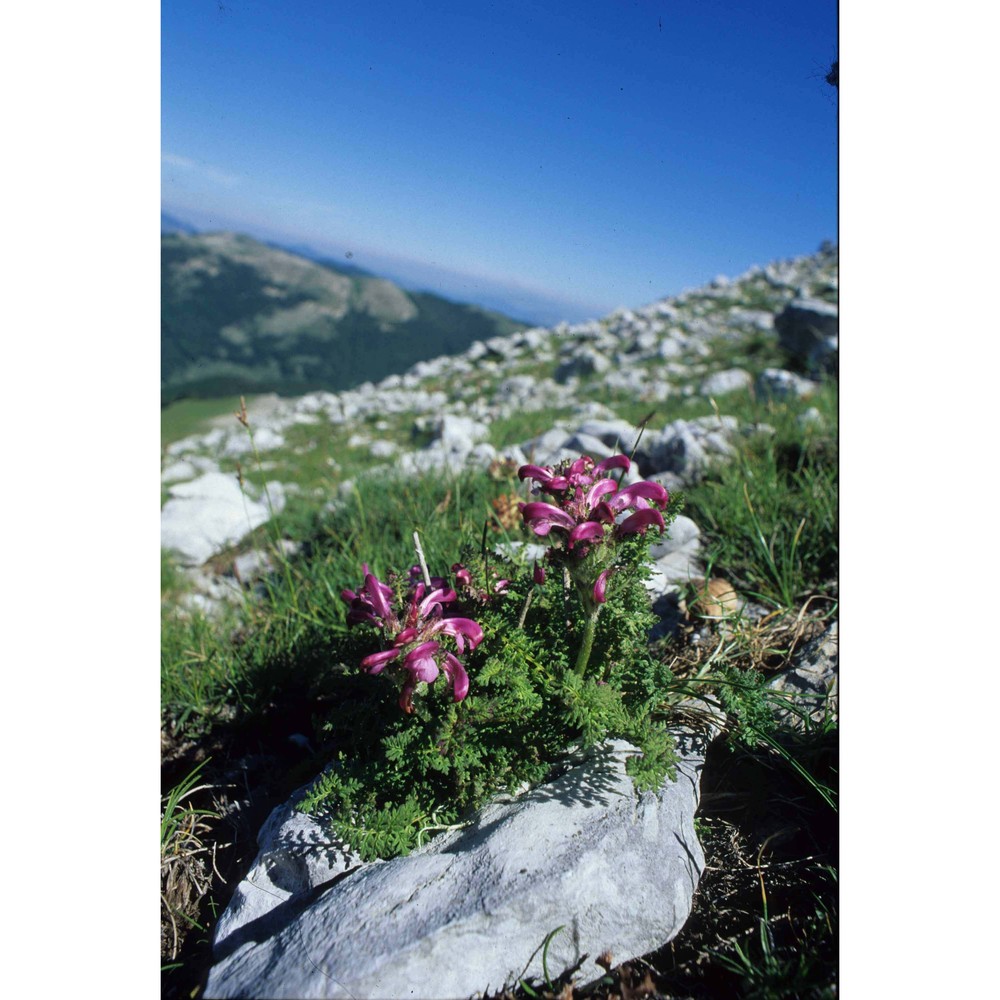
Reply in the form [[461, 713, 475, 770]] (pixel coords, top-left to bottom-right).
[[205, 729, 717, 1000]]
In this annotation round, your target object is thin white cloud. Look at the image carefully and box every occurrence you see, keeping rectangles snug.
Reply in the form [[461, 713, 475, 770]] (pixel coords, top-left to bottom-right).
[[161, 152, 196, 169], [161, 152, 240, 187]]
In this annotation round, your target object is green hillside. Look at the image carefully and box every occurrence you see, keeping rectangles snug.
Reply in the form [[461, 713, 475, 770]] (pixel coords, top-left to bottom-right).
[[161, 232, 529, 405]]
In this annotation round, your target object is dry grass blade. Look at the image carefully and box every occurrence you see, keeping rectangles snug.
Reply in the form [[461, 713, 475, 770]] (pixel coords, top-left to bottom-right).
[[161, 760, 223, 962]]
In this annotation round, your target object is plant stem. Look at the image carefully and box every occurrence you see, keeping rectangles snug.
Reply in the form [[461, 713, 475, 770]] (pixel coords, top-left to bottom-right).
[[574, 606, 602, 676], [413, 530, 432, 586], [517, 587, 534, 629]]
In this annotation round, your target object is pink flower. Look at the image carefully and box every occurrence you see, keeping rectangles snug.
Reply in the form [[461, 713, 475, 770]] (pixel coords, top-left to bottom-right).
[[518, 454, 630, 497], [342, 565, 482, 712], [518, 456, 668, 553], [519, 455, 670, 617], [341, 564, 396, 627]]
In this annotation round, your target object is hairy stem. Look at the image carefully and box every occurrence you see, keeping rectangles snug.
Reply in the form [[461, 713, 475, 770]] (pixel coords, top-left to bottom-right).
[[517, 587, 534, 629], [574, 606, 602, 676]]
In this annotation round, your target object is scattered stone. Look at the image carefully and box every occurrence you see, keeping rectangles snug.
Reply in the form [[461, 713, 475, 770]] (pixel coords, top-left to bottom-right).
[[649, 338, 679, 361], [231, 541, 301, 585], [576, 418, 643, 454], [728, 307, 775, 331], [554, 348, 611, 383], [756, 368, 819, 400], [797, 406, 825, 430], [494, 540, 549, 566], [222, 425, 286, 457], [563, 431, 615, 460], [646, 416, 739, 481], [432, 414, 490, 448], [769, 621, 838, 729], [775, 297, 839, 374], [368, 439, 397, 458], [700, 368, 753, 396]]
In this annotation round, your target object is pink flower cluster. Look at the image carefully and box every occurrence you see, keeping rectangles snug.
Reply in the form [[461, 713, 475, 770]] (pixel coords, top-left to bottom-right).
[[518, 454, 669, 603], [341, 565, 483, 713]]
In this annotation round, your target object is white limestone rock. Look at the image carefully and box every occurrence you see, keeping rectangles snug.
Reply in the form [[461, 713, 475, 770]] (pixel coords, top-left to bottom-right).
[[205, 731, 716, 1000], [231, 541, 301, 585], [368, 439, 398, 459], [647, 416, 739, 480], [222, 425, 286, 457], [161, 472, 286, 566], [700, 368, 753, 396], [647, 515, 703, 589], [161, 459, 199, 484], [434, 414, 491, 449], [562, 431, 615, 460], [657, 337, 685, 360], [727, 308, 775, 331], [797, 406, 825, 430], [576, 418, 643, 454], [756, 368, 819, 400]]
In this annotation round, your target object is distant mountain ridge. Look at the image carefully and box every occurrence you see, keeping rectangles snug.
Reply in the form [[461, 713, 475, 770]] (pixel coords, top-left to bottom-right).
[[161, 232, 530, 405], [161, 212, 199, 235], [160, 207, 603, 324]]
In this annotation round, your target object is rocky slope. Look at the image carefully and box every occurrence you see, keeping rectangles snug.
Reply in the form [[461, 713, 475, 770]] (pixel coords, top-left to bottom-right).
[[162, 241, 837, 590]]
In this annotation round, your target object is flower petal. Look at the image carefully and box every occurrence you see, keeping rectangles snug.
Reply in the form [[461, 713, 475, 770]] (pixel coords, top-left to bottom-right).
[[568, 520, 606, 549], [520, 501, 576, 535], [403, 641, 441, 683], [584, 477, 619, 509], [399, 679, 417, 714], [362, 570, 395, 621], [593, 568, 613, 604], [593, 454, 631, 476], [617, 507, 666, 536], [451, 563, 472, 589], [419, 587, 458, 617], [430, 616, 484, 653], [541, 475, 570, 493], [593, 501, 617, 523], [442, 652, 470, 702], [518, 464, 555, 483], [609, 481, 669, 512], [360, 648, 400, 673]]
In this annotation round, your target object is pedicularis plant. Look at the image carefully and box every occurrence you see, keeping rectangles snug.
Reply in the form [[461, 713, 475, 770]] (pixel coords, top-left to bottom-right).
[[302, 454, 682, 861]]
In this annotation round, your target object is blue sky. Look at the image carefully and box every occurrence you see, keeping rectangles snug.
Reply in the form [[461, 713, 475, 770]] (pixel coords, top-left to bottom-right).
[[162, 0, 837, 323]]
